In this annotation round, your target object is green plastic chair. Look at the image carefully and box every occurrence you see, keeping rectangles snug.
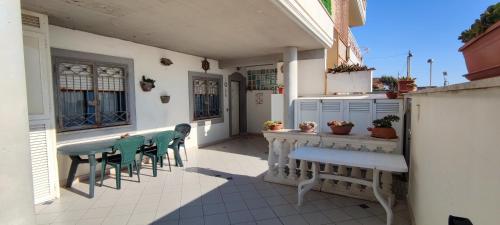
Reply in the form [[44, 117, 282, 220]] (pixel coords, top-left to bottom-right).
[[141, 131, 178, 176], [100, 135, 145, 189]]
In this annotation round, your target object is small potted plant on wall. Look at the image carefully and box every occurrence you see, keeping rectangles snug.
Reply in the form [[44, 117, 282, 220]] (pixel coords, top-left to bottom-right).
[[367, 115, 400, 139], [397, 76, 417, 94], [379, 76, 398, 99], [263, 121, 283, 131], [298, 121, 317, 133], [459, 3, 500, 81], [140, 75, 156, 92], [277, 84, 285, 94], [327, 120, 354, 135]]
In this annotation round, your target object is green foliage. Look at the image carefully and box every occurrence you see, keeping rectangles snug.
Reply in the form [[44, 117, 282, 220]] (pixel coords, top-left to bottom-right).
[[321, 0, 332, 15], [263, 120, 282, 130], [372, 115, 400, 128], [328, 63, 375, 74], [379, 76, 398, 91], [142, 75, 156, 88], [459, 3, 500, 43]]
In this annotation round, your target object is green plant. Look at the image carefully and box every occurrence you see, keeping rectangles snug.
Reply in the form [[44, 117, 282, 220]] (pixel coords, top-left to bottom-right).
[[398, 76, 416, 81], [327, 120, 354, 127], [372, 115, 400, 128], [142, 75, 156, 88], [263, 120, 282, 130], [379, 76, 398, 92], [328, 63, 375, 74], [459, 3, 500, 43]]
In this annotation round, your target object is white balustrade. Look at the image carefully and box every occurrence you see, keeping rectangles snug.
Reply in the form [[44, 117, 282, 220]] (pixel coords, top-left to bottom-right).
[[263, 130, 399, 202]]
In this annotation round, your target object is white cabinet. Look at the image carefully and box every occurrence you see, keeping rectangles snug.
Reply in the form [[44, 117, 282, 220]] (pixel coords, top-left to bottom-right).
[[22, 10, 59, 204], [295, 97, 404, 137]]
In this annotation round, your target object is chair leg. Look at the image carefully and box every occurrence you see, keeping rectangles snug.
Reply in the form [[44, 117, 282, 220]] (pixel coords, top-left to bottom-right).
[[152, 155, 157, 177], [166, 152, 172, 172], [134, 160, 140, 183], [115, 164, 121, 189], [183, 144, 188, 161], [160, 156, 164, 168], [100, 160, 106, 186]]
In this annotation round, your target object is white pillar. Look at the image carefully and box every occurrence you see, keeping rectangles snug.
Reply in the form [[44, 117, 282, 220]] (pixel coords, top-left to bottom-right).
[[0, 1, 36, 224], [283, 47, 298, 129]]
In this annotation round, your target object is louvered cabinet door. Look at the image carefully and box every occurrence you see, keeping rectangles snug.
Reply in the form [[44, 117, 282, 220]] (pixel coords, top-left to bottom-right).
[[319, 100, 344, 133], [23, 10, 58, 204], [344, 100, 373, 135], [29, 122, 57, 204], [294, 100, 320, 129]]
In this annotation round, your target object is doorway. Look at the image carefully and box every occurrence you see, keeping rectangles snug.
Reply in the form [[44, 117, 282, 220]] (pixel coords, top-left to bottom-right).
[[229, 72, 246, 136]]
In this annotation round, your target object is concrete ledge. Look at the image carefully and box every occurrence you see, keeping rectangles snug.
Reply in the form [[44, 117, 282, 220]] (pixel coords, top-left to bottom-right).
[[407, 76, 500, 95]]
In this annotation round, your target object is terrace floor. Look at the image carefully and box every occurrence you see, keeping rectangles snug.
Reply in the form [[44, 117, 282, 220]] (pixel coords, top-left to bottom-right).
[[34, 136, 411, 225]]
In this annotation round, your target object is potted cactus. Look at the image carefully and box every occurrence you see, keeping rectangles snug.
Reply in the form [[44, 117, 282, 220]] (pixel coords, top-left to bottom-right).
[[263, 120, 283, 131], [327, 120, 354, 135], [368, 115, 400, 139], [459, 3, 500, 81], [298, 121, 317, 133]]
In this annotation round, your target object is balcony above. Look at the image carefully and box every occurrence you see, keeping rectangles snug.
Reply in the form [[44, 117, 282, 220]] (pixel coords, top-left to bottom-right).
[[21, 0, 334, 61], [349, 0, 367, 27]]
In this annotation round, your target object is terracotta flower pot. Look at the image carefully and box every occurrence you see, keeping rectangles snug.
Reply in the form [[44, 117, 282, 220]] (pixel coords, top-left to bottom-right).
[[367, 127, 397, 139], [385, 91, 398, 99], [278, 87, 284, 94], [398, 80, 416, 94], [299, 125, 315, 133], [460, 21, 500, 81], [269, 123, 283, 131], [330, 125, 353, 135]]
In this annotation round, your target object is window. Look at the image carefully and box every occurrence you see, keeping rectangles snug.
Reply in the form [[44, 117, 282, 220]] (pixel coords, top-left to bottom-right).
[[189, 72, 223, 122], [247, 68, 277, 90], [54, 60, 130, 132]]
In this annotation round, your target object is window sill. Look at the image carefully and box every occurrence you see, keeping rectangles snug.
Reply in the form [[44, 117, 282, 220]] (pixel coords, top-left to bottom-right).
[[56, 124, 135, 144], [191, 117, 224, 127]]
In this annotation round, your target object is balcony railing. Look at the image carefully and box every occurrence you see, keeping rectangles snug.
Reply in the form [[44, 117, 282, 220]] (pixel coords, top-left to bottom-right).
[[349, 28, 363, 61]]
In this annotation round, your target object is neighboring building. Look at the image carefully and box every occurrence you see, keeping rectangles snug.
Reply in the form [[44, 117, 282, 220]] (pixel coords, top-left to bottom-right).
[[327, 0, 367, 68]]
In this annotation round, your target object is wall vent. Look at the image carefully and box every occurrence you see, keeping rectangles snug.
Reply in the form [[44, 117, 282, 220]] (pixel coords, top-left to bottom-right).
[[29, 123, 51, 203], [376, 103, 399, 113], [349, 102, 370, 112], [322, 102, 341, 112], [300, 102, 317, 111], [22, 14, 41, 28]]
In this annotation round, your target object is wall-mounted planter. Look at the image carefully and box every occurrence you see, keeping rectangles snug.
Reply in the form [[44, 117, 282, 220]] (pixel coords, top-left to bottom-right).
[[140, 81, 154, 92], [327, 70, 373, 94], [460, 21, 500, 81], [160, 95, 170, 104]]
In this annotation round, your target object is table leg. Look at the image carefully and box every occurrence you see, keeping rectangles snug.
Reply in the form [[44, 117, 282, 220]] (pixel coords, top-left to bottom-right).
[[372, 169, 393, 225], [88, 154, 96, 198], [66, 156, 81, 188], [297, 162, 319, 206]]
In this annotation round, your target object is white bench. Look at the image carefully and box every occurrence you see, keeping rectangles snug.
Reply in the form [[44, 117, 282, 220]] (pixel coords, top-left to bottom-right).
[[289, 147, 408, 225]]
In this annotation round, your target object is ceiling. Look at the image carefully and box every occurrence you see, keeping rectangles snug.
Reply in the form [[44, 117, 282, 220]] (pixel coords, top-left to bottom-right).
[[21, 0, 325, 60]]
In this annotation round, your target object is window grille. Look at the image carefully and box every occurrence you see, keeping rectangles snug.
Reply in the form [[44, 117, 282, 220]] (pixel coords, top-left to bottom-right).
[[193, 78, 221, 121], [54, 60, 129, 131], [247, 68, 277, 90]]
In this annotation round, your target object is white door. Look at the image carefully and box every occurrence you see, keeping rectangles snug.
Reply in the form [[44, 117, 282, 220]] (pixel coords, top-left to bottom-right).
[[230, 81, 240, 136], [23, 11, 59, 204]]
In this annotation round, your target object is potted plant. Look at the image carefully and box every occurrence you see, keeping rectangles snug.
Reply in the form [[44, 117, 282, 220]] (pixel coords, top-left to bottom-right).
[[397, 77, 417, 94], [459, 3, 500, 81], [379, 76, 398, 99], [367, 115, 400, 139], [140, 76, 156, 92], [277, 84, 284, 94], [327, 120, 354, 135], [298, 121, 317, 133], [263, 120, 283, 131]]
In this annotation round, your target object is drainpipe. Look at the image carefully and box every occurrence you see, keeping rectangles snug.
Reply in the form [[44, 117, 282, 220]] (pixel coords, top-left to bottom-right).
[[0, 0, 36, 224], [283, 47, 298, 129]]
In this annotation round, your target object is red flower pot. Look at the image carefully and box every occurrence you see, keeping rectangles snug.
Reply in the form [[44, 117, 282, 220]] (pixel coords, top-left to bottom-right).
[[460, 21, 500, 81], [398, 80, 416, 94], [367, 127, 398, 139], [330, 125, 353, 135], [385, 91, 398, 99], [269, 124, 283, 131], [299, 125, 315, 133], [278, 87, 284, 94]]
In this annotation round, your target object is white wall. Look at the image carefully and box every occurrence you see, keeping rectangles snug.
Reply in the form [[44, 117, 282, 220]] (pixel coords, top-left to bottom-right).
[[49, 26, 234, 180], [246, 91, 273, 133], [408, 78, 500, 225], [326, 70, 373, 94], [298, 57, 327, 97], [0, 1, 36, 223]]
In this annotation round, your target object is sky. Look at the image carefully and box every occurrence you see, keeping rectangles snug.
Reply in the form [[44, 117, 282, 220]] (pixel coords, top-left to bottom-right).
[[351, 0, 498, 86]]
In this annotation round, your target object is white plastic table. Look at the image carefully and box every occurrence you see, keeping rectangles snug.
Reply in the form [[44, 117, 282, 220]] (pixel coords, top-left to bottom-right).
[[289, 147, 408, 225]]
